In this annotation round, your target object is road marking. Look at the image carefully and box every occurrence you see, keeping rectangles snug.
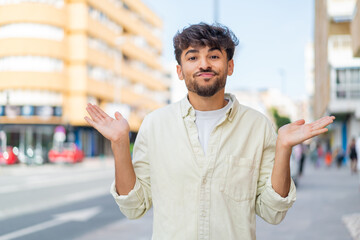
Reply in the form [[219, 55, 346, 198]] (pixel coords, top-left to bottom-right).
[[342, 213, 360, 240], [0, 188, 108, 221], [0, 206, 101, 240], [0, 169, 112, 194]]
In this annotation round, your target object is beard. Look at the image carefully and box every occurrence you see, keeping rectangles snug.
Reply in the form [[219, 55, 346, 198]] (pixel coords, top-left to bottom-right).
[[185, 70, 226, 97]]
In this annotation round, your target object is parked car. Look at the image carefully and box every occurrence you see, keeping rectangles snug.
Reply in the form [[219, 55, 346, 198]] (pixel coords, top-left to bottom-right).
[[48, 143, 84, 164], [0, 130, 18, 165], [0, 146, 18, 165]]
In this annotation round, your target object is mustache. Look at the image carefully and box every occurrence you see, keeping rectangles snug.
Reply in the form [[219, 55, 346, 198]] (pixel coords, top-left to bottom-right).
[[193, 69, 219, 77]]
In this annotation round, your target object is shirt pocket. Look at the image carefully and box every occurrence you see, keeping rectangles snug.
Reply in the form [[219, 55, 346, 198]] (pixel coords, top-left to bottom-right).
[[220, 155, 257, 202]]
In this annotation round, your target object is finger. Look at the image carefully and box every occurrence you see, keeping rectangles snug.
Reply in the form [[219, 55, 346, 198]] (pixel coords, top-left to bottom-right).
[[86, 104, 102, 122], [93, 104, 109, 120], [311, 116, 329, 126], [315, 117, 333, 129], [311, 128, 329, 137], [311, 116, 333, 130], [84, 116, 97, 127], [293, 119, 305, 125], [114, 111, 123, 120], [89, 104, 105, 120]]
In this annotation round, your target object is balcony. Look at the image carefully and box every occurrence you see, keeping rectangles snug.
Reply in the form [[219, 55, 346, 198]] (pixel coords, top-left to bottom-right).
[[0, 116, 62, 125], [86, 78, 162, 110], [0, 3, 65, 28], [87, 16, 117, 47], [0, 38, 66, 59], [121, 0, 162, 28], [87, 47, 116, 71], [120, 86, 163, 110], [351, 0, 360, 56], [86, 0, 162, 52], [119, 38, 162, 71], [0, 72, 66, 91], [121, 62, 167, 91]]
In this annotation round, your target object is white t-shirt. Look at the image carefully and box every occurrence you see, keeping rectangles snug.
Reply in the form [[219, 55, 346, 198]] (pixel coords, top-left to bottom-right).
[[195, 98, 232, 155]]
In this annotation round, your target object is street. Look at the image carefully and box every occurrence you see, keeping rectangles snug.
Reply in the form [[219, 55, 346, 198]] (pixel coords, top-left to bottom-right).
[[0, 158, 359, 240], [0, 158, 127, 240]]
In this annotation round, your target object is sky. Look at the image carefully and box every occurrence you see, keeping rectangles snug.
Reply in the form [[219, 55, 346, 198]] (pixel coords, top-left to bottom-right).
[[142, 0, 314, 101]]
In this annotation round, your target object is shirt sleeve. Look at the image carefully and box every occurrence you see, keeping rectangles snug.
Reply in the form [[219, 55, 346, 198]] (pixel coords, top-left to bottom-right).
[[255, 120, 296, 225], [109, 116, 152, 220]]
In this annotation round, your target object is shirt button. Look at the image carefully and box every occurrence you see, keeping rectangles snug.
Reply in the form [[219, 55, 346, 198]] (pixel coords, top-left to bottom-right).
[[202, 178, 207, 184]]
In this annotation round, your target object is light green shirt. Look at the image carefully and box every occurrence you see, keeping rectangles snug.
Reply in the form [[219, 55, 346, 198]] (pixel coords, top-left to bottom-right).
[[110, 93, 296, 240]]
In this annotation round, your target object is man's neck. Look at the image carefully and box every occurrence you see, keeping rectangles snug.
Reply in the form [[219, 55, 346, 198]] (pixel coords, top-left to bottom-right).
[[188, 90, 227, 111]]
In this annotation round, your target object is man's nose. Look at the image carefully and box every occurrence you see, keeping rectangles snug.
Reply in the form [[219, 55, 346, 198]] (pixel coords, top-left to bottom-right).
[[198, 57, 211, 70]]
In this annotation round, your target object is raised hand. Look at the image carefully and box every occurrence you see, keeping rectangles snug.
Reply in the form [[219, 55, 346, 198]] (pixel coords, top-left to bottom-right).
[[84, 103, 130, 143], [277, 116, 335, 149]]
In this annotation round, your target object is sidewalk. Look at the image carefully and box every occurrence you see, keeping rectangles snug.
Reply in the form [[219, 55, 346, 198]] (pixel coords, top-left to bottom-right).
[[74, 162, 360, 240], [256, 163, 360, 240]]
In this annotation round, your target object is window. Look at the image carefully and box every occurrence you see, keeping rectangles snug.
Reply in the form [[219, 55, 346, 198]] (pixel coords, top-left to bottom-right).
[[0, 56, 63, 72], [335, 67, 360, 99], [0, 23, 64, 40], [0, 0, 64, 8]]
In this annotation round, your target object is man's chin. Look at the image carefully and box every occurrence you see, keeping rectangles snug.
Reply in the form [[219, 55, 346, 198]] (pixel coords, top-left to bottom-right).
[[195, 88, 220, 97]]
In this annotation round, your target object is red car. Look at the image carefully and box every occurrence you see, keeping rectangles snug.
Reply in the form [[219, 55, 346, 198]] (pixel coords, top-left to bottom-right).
[[48, 143, 84, 164], [0, 146, 18, 165], [0, 131, 18, 165]]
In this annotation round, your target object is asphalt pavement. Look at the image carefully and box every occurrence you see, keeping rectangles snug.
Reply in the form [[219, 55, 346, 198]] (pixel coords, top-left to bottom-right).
[[0, 158, 359, 240]]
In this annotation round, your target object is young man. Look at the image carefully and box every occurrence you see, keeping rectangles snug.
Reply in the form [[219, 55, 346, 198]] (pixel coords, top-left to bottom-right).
[[85, 23, 334, 239]]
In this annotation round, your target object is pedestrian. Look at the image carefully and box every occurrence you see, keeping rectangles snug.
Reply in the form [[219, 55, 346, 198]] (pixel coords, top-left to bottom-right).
[[298, 144, 307, 176], [334, 146, 345, 168], [310, 142, 318, 167], [85, 23, 335, 239], [348, 138, 358, 174], [294, 143, 306, 177], [317, 143, 324, 168], [356, 134, 360, 171]]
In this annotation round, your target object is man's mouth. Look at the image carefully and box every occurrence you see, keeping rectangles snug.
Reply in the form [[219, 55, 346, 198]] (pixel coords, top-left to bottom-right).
[[195, 71, 216, 78], [199, 73, 214, 78]]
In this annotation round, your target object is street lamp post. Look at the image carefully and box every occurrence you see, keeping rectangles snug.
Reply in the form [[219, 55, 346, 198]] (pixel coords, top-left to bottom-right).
[[214, 0, 219, 23]]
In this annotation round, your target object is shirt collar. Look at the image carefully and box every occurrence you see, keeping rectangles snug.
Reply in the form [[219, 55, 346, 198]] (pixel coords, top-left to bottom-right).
[[180, 93, 239, 122]]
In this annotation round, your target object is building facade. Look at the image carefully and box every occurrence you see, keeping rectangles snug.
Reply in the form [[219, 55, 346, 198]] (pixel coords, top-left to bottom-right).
[[0, 0, 169, 163], [314, 0, 360, 156]]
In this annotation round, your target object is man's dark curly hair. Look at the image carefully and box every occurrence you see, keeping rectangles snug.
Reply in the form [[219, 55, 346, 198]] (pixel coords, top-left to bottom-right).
[[173, 22, 239, 65]]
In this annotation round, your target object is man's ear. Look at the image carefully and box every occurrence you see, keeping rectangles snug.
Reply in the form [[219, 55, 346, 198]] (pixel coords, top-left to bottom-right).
[[176, 65, 184, 80], [227, 59, 234, 76]]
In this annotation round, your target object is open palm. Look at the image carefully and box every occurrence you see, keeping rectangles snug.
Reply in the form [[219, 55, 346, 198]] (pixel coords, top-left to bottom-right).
[[84, 103, 130, 143], [278, 116, 335, 148]]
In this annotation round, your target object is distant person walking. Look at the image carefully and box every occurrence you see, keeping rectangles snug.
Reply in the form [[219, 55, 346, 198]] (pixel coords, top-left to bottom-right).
[[294, 143, 306, 177], [348, 138, 358, 174], [334, 147, 345, 168], [316, 143, 324, 168], [356, 135, 360, 172]]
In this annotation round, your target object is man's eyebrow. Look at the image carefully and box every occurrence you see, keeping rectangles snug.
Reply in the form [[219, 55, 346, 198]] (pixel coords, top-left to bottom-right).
[[184, 49, 199, 57], [209, 47, 222, 53]]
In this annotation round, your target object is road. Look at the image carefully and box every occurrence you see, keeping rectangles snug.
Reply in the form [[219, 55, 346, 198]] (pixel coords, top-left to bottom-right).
[[0, 158, 130, 240], [0, 158, 359, 240]]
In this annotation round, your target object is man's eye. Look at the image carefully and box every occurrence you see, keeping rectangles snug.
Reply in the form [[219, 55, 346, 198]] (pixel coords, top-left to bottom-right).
[[210, 55, 219, 59], [188, 56, 196, 61]]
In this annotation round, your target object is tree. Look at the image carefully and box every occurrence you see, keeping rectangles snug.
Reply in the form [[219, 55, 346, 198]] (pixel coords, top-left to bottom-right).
[[270, 107, 291, 130]]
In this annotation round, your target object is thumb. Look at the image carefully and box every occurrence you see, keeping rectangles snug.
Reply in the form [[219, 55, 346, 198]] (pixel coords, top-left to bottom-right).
[[114, 111, 123, 120]]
